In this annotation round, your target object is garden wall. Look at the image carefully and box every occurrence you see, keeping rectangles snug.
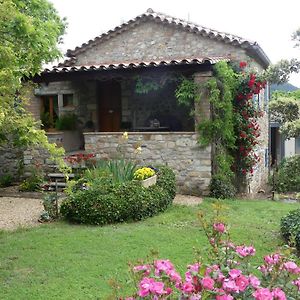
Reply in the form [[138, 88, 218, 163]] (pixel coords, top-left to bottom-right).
[[84, 132, 211, 195]]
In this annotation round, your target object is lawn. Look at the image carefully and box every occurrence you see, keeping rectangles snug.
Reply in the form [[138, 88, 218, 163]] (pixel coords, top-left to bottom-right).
[[0, 199, 299, 299]]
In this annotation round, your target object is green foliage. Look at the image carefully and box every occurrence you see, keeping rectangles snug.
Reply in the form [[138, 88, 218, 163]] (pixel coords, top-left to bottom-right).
[[281, 209, 300, 252], [19, 174, 43, 192], [135, 77, 160, 94], [274, 155, 300, 192], [175, 77, 200, 107], [93, 159, 137, 184], [0, 0, 69, 175], [0, 174, 13, 187], [270, 97, 299, 123], [55, 113, 78, 130], [42, 193, 59, 220], [270, 93, 300, 138], [209, 174, 237, 199], [60, 166, 176, 225]]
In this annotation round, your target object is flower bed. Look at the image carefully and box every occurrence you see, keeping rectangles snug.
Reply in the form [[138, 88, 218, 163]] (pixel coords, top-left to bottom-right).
[[60, 165, 176, 225]]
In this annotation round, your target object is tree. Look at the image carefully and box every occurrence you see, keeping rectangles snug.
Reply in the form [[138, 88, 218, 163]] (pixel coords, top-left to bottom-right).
[[265, 28, 300, 84], [0, 0, 68, 173], [270, 92, 300, 138]]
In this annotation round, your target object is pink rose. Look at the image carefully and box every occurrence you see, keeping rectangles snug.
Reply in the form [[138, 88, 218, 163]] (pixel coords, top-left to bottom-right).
[[222, 279, 238, 293], [292, 278, 300, 290], [213, 222, 226, 233], [235, 245, 256, 257], [264, 253, 281, 265], [235, 275, 249, 292], [181, 281, 194, 294], [216, 294, 234, 300], [253, 288, 273, 300], [201, 277, 215, 290], [229, 269, 241, 279], [283, 261, 300, 274], [249, 275, 260, 288], [272, 287, 287, 300], [133, 264, 151, 275]]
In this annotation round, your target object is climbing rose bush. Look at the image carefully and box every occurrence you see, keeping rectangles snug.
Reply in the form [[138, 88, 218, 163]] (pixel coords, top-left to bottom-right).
[[234, 62, 266, 175], [122, 215, 300, 299]]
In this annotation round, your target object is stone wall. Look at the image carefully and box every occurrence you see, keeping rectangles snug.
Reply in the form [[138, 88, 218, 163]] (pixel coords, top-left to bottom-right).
[[75, 20, 254, 66], [84, 132, 211, 195], [0, 145, 23, 178]]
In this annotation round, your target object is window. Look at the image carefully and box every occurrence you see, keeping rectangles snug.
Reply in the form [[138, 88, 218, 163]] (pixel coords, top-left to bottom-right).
[[40, 95, 58, 129], [63, 94, 74, 107]]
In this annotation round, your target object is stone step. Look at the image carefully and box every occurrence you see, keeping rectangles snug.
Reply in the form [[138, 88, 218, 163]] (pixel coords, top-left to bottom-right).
[[48, 173, 75, 178], [49, 182, 67, 187]]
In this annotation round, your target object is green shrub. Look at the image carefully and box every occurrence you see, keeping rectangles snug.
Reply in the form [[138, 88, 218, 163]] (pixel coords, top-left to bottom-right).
[[275, 155, 300, 192], [19, 174, 43, 192], [209, 174, 236, 199], [281, 209, 300, 252], [60, 165, 176, 225], [0, 174, 13, 187]]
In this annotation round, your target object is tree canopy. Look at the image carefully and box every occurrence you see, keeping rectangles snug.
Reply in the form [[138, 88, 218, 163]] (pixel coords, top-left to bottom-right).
[[0, 0, 67, 171], [270, 91, 300, 138], [265, 28, 300, 84]]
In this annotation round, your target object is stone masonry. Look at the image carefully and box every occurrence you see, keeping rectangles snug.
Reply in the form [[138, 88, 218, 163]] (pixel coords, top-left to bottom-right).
[[84, 132, 211, 195]]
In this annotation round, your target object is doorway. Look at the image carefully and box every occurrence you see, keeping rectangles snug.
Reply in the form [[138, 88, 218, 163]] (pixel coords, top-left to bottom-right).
[[97, 80, 121, 132]]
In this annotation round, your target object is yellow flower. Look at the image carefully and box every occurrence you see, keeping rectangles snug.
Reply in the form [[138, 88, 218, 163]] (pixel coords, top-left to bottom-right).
[[122, 131, 128, 140], [135, 146, 142, 154]]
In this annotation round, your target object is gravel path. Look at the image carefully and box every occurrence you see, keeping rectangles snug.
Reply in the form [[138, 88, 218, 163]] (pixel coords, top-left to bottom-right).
[[0, 197, 44, 231], [0, 193, 202, 231]]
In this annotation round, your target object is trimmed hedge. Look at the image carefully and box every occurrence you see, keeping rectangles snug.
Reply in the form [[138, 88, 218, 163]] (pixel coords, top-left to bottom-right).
[[281, 209, 300, 252], [60, 166, 176, 225]]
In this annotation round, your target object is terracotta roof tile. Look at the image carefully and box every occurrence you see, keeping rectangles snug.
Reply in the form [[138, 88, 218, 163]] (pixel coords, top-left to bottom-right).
[[44, 56, 229, 74]]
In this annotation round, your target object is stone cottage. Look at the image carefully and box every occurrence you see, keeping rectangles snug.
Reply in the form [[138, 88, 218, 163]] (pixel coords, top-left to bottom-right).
[[27, 8, 270, 195]]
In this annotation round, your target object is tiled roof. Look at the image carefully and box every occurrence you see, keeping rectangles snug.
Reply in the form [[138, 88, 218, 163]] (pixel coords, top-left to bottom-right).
[[64, 8, 270, 68], [43, 57, 229, 74]]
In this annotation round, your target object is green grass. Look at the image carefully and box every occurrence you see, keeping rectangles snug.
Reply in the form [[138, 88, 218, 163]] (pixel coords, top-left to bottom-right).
[[0, 199, 299, 299]]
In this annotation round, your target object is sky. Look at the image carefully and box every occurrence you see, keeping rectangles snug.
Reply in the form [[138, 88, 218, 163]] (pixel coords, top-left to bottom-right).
[[49, 0, 300, 87]]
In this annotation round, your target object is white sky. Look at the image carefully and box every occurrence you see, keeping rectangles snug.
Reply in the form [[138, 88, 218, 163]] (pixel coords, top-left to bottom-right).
[[49, 0, 300, 87]]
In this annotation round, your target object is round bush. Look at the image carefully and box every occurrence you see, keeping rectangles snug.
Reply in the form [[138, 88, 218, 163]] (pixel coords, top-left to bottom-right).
[[209, 174, 236, 199], [60, 166, 176, 225], [281, 209, 300, 252], [275, 155, 300, 193]]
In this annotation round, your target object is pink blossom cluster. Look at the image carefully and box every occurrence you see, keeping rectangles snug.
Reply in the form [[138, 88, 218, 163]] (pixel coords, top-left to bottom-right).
[[124, 222, 300, 300]]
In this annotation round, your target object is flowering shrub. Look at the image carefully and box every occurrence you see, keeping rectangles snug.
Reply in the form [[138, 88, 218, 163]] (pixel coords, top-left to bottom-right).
[[122, 207, 300, 299], [134, 167, 156, 181], [65, 153, 95, 165], [234, 62, 266, 175]]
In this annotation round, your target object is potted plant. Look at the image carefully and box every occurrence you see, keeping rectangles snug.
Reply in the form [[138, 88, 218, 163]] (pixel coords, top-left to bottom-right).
[[133, 167, 157, 188]]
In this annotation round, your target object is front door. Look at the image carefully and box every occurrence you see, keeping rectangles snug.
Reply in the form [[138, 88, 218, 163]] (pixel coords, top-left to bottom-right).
[[98, 80, 121, 132]]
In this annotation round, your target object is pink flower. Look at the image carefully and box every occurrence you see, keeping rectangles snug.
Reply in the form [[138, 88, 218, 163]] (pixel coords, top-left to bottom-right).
[[181, 281, 194, 294], [138, 277, 165, 297], [229, 269, 241, 279], [168, 270, 182, 284], [272, 287, 286, 300], [222, 279, 238, 293], [235, 275, 249, 292], [216, 294, 234, 300], [249, 275, 261, 288], [133, 264, 151, 275], [201, 277, 215, 290], [253, 288, 273, 300], [154, 259, 174, 275], [292, 278, 300, 290], [235, 245, 256, 257], [213, 222, 226, 233], [264, 253, 281, 265], [283, 261, 300, 274], [188, 263, 200, 274]]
